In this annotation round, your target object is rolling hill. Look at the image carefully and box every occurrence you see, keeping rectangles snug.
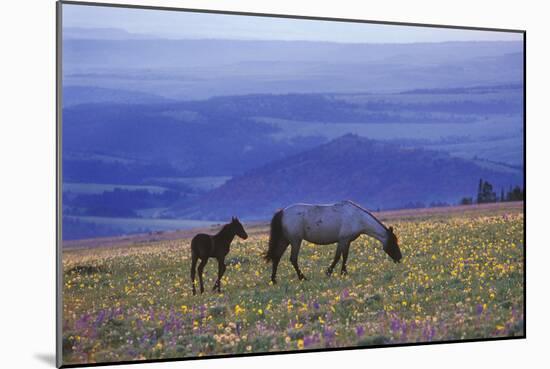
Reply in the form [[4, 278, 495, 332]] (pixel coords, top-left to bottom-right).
[[170, 134, 523, 220], [63, 86, 172, 107]]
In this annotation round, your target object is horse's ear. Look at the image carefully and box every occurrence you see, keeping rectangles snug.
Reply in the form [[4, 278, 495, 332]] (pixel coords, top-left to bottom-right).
[[389, 226, 394, 233]]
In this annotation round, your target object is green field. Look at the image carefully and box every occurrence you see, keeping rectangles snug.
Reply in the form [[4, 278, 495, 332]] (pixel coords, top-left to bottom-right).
[[62, 203, 524, 365]]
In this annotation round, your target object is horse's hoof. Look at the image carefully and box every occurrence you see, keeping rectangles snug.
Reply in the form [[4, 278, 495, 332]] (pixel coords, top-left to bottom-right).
[[341, 270, 348, 276], [299, 275, 308, 281], [271, 279, 277, 285], [326, 269, 333, 277]]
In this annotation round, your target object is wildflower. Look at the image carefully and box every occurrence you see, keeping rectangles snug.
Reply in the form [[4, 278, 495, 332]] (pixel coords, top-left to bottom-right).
[[234, 304, 246, 315]]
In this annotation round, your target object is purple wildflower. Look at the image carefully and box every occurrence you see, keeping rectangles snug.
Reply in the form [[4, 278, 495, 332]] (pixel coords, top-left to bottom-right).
[[476, 304, 484, 315], [323, 327, 336, 341], [342, 288, 350, 299], [390, 318, 400, 333], [94, 310, 105, 326], [423, 324, 436, 341]]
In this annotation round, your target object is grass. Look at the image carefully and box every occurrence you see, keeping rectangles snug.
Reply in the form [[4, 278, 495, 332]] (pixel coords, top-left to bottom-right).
[[61, 204, 524, 365]]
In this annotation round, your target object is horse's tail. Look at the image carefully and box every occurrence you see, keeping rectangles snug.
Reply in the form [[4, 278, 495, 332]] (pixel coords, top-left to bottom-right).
[[265, 209, 284, 262]]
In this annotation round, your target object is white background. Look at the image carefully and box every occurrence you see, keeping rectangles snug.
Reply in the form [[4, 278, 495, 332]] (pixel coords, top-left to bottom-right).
[[1, 0, 548, 368]]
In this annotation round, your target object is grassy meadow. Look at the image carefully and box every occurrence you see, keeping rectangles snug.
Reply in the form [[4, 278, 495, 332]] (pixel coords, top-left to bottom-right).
[[61, 203, 524, 365]]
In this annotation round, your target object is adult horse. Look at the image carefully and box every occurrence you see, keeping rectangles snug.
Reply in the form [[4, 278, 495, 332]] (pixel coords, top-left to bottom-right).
[[190, 217, 248, 295], [264, 200, 402, 284]]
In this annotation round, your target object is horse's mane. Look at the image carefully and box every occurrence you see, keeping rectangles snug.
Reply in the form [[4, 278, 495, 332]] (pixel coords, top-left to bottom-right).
[[343, 200, 389, 232], [215, 223, 233, 238]]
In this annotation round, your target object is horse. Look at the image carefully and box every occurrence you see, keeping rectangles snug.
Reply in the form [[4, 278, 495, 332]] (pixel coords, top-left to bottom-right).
[[190, 217, 248, 295], [264, 200, 402, 284]]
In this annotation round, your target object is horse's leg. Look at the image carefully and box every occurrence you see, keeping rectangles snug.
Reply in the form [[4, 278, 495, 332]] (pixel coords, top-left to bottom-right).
[[213, 258, 226, 293], [340, 241, 351, 275], [271, 255, 281, 284], [326, 242, 344, 276], [219, 261, 226, 293], [271, 240, 289, 284], [197, 258, 208, 294], [190, 252, 198, 296], [290, 240, 307, 281]]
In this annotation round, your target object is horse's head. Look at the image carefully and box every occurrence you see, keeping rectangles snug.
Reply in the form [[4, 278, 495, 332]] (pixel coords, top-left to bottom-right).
[[231, 216, 248, 240], [383, 226, 402, 263]]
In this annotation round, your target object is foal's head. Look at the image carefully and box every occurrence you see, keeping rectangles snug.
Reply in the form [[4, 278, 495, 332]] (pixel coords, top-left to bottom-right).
[[383, 226, 402, 263], [230, 217, 248, 240]]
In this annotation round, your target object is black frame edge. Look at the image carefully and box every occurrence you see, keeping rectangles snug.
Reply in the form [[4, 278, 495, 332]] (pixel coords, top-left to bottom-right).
[[59, 336, 526, 368], [56, 1, 64, 367], [59, 0, 526, 34]]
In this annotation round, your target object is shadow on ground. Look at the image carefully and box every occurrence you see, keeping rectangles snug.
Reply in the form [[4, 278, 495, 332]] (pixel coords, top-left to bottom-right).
[[34, 353, 56, 367]]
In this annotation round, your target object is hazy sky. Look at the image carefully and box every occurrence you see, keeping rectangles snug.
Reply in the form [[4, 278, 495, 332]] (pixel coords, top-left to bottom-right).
[[63, 4, 523, 43]]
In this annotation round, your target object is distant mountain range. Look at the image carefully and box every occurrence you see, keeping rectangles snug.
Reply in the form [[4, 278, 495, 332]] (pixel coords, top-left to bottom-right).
[[63, 86, 172, 107], [63, 39, 523, 99], [169, 134, 522, 220], [63, 38, 523, 69], [63, 27, 159, 40]]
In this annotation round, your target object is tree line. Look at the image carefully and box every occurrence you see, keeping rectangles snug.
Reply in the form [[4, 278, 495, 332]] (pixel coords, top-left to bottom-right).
[[460, 179, 524, 205]]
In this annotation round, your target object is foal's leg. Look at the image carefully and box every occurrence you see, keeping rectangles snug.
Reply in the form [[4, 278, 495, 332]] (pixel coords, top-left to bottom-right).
[[190, 253, 199, 296], [327, 242, 344, 276], [197, 258, 208, 294], [290, 240, 307, 281], [340, 241, 351, 275], [212, 258, 226, 293]]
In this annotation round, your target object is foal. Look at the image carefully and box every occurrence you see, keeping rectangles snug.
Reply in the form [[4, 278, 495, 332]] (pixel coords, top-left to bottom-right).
[[190, 217, 248, 295]]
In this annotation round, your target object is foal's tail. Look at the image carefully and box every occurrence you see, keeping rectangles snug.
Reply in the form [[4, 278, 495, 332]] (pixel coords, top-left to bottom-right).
[[265, 209, 284, 262]]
